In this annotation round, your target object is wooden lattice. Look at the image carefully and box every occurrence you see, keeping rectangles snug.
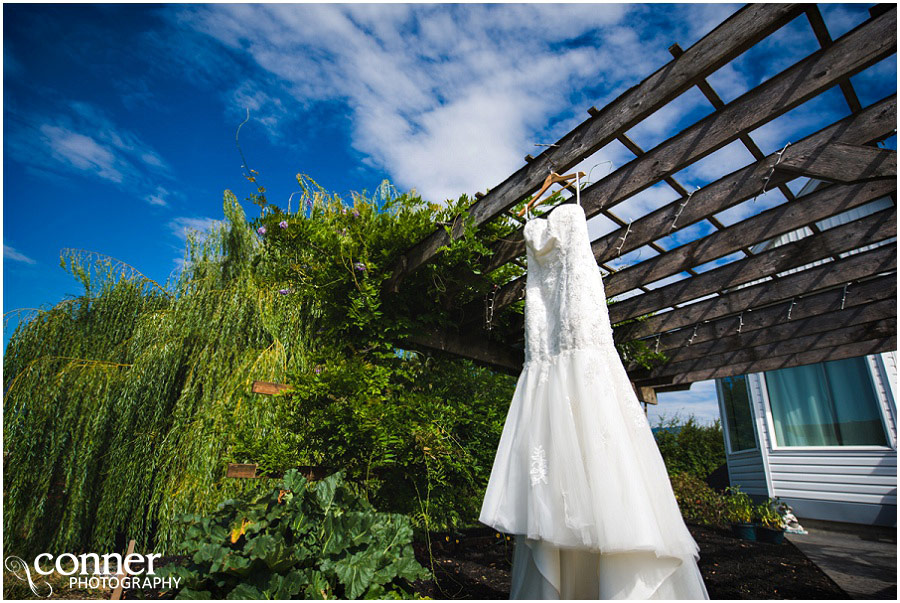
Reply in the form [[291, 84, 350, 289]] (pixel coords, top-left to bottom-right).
[[388, 4, 897, 390]]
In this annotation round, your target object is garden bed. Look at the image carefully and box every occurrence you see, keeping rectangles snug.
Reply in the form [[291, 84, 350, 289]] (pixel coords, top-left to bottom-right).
[[3, 523, 850, 600], [410, 523, 850, 600]]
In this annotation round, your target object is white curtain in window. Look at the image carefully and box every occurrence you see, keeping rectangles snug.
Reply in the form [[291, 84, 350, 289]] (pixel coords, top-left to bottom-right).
[[766, 357, 887, 447], [822, 359, 887, 446], [767, 364, 838, 446]]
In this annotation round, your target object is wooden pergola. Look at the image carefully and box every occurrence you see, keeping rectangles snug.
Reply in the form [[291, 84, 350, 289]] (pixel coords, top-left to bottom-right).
[[388, 3, 897, 400]]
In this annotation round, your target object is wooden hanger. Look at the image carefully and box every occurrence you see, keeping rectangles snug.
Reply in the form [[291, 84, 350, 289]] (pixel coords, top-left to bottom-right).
[[518, 171, 586, 217]]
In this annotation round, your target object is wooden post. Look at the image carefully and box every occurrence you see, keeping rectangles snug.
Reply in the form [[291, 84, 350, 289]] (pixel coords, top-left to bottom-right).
[[109, 539, 135, 601]]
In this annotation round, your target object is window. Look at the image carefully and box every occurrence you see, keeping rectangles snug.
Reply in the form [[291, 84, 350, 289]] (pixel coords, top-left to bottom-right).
[[764, 356, 888, 447], [719, 375, 757, 452]]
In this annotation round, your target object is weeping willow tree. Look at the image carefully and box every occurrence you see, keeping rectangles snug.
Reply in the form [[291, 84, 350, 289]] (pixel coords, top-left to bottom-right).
[[3, 192, 325, 556]]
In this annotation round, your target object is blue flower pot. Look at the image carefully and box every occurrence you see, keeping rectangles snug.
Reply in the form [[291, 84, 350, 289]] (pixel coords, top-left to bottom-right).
[[730, 522, 757, 540], [756, 525, 785, 544]]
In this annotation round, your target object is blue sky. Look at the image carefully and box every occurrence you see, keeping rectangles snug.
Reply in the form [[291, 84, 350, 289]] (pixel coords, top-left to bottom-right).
[[3, 3, 895, 426]]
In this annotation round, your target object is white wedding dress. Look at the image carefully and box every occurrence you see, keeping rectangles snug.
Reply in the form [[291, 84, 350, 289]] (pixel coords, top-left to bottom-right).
[[479, 202, 709, 599]]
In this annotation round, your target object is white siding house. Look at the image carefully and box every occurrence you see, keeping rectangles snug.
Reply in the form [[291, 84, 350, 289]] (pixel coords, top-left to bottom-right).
[[714, 181, 897, 527]]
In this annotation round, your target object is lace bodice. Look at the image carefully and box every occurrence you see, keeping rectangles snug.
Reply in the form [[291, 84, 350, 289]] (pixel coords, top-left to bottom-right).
[[523, 203, 615, 363]]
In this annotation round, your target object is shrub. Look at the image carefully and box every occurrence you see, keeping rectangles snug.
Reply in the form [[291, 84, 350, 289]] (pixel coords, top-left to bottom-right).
[[670, 472, 726, 526], [158, 470, 429, 599], [753, 498, 785, 529], [653, 414, 726, 479], [723, 485, 755, 524]]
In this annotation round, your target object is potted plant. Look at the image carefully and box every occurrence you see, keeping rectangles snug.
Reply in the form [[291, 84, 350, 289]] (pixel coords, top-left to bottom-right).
[[724, 485, 756, 540], [755, 498, 786, 544]]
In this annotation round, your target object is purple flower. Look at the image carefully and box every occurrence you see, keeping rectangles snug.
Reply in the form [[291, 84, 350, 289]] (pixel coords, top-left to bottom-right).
[[278, 289, 291, 295], [340, 229, 348, 236], [354, 262, 366, 272], [257, 226, 267, 236], [279, 220, 288, 229], [341, 208, 347, 215], [351, 209, 360, 219], [314, 366, 322, 374]]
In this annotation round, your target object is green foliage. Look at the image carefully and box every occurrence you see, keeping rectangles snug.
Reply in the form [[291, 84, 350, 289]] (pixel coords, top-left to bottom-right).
[[669, 472, 726, 526], [3, 180, 517, 557], [653, 414, 726, 479], [753, 497, 785, 529], [723, 485, 755, 524], [158, 470, 429, 599], [3, 169, 671, 561]]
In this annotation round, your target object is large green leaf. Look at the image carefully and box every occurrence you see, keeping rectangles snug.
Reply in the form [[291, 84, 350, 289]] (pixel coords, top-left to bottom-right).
[[175, 587, 213, 599], [263, 569, 306, 599], [332, 550, 377, 599], [226, 583, 264, 599]]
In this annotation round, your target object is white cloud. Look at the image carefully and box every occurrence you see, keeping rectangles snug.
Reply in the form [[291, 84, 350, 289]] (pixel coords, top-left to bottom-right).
[[39, 125, 124, 183], [9, 102, 174, 205], [168, 216, 222, 241], [169, 3, 666, 202], [146, 186, 171, 207], [651, 380, 721, 426], [4, 244, 37, 265]]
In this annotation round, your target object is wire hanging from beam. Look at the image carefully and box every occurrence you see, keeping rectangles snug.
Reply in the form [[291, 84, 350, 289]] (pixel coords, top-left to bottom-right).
[[753, 142, 791, 203]]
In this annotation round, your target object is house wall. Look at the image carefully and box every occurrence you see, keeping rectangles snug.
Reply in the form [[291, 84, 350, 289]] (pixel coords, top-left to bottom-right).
[[717, 354, 898, 527]]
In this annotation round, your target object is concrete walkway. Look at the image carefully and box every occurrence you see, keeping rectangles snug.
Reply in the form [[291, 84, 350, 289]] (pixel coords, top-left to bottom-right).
[[785, 518, 896, 600]]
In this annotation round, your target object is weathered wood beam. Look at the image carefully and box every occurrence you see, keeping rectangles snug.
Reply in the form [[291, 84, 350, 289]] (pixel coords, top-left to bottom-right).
[[654, 383, 693, 393], [613, 243, 896, 342], [592, 96, 896, 266], [609, 207, 896, 323], [631, 383, 659, 405], [775, 142, 897, 182], [403, 329, 522, 374], [805, 4, 863, 113], [605, 179, 894, 298], [384, 4, 806, 292], [483, 9, 896, 274], [668, 42, 797, 205], [643, 272, 896, 351], [486, 98, 896, 314], [656, 318, 895, 376], [658, 297, 896, 364], [641, 334, 896, 385]]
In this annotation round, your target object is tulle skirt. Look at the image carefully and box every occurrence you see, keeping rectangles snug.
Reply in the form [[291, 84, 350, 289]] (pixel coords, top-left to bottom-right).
[[479, 347, 709, 599]]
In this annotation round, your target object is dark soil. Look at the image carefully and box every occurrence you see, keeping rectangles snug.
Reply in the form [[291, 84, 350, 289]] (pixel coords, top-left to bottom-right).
[[103, 523, 851, 600], [411, 523, 851, 600]]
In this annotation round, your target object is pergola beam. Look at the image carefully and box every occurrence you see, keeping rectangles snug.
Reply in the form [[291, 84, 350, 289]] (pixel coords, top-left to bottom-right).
[[657, 298, 896, 364], [604, 178, 894, 298], [591, 96, 896, 266], [646, 273, 896, 352], [659, 319, 895, 375], [804, 4, 864, 114], [612, 244, 896, 342], [483, 9, 896, 274], [609, 207, 896, 323], [403, 329, 521, 375], [641, 334, 896, 385], [668, 41, 798, 206], [487, 94, 896, 315], [384, 3, 807, 292], [775, 142, 897, 182]]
